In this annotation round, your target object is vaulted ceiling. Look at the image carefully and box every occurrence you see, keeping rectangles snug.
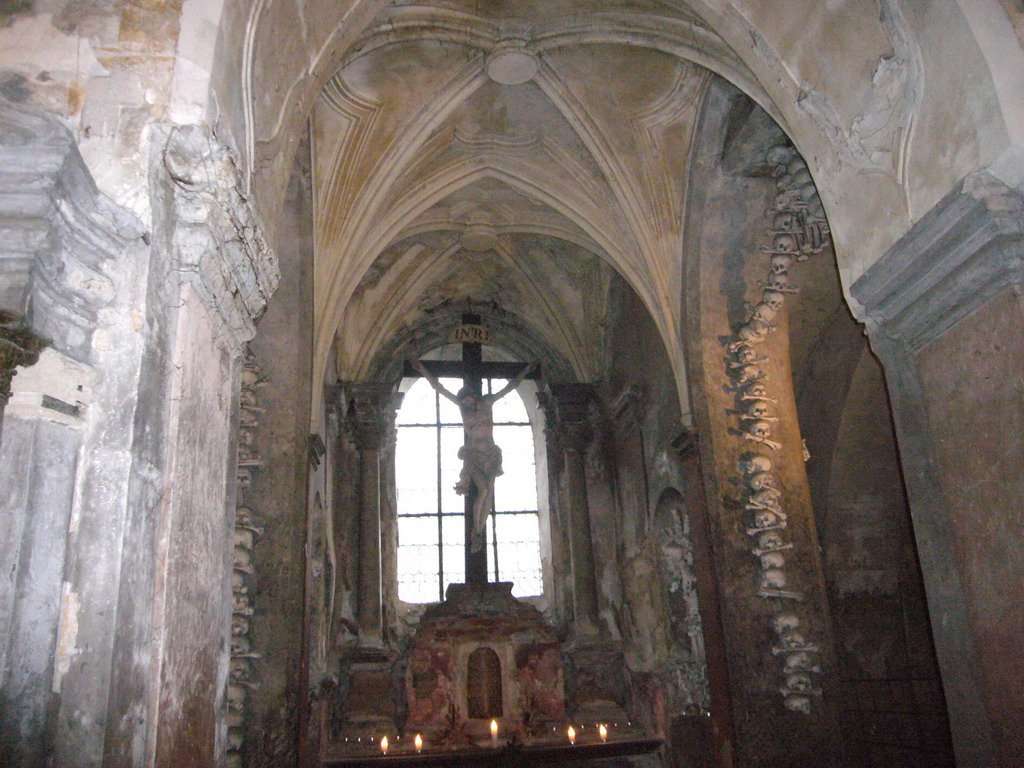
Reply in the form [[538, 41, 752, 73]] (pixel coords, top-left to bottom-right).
[[310, 0, 763, 383]]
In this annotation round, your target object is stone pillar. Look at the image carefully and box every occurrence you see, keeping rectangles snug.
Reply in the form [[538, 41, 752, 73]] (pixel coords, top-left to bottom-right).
[[549, 384, 600, 634], [850, 172, 1024, 768], [349, 383, 399, 647]]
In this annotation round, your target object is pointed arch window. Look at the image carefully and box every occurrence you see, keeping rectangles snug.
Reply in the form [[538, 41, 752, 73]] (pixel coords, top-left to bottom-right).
[[395, 376, 543, 603]]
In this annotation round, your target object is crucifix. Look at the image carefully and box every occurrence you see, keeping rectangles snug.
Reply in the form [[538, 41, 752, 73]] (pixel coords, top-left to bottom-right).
[[404, 313, 539, 585]]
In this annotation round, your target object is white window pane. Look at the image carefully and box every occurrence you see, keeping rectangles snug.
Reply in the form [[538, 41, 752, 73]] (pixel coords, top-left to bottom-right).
[[396, 426, 437, 513], [397, 378, 436, 425], [492, 513, 542, 597], [440, 426, 464, 513], [493, 425, 537, 511], [441, 514, 466, 592], [397, 517, 440, 603], [489, 381, 529, 423]]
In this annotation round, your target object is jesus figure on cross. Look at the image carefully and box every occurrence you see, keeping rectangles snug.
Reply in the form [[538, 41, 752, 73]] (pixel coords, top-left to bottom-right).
[[409, 358, 537, 551]]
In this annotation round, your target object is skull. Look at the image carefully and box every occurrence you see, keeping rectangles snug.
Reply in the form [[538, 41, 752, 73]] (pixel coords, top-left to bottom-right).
[[771, 211, 798, 232], [772, 189, 804, 211], [786, 156, 808, 176], [231, 615, 250, 636], [235, 506, 264, 533], [237, 468, 252, 489], [762, 272, 798, 293], [791, 168, 812, 188], [227, 752, 244, 768], [775, 172, 794, 190], [227, 683, 247, 712], [749, 471, 778, 492], [230, 657, 252, 682], [745, 420, 774, 441], [241, 368, 264, 388], [770, 252, 794, 274], [760, 551, 786, 569], [784, 694, 812, 715], [234, 527, 255, 550], [753, 509, 781, 529], [751, 301, 777, 324], [758, 531, 786, 551], [240, 389, 258, 408], [227, 727, 245, 751], [760, 568, 787, 591], [736, 365, 766, 385], [744, 400, 773, 420], [750, 488, 781, 508], [766, 144, 795, 168], [772, 233, 800, 254], [783, 652, 818, 674], [231, 634, 252, 655], [227, 710, 245, 729], [233, 546, 252, 571], [733, 345, 758, 364], [231, 569, 249, 594], [743, 382, 773, 401], [736, 320, 770, 344], [785, 672, 814, 693], [772, 613, 801, 634], [763, 290, 785, 312], [232, 592, 253, 615], [778, 629, 806, 649], [737, 454, 772, 475], [800, 181, 819, 203]]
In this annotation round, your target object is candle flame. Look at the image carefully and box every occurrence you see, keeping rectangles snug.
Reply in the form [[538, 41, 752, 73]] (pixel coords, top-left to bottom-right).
[[599, 723, 608, 742], [490, 719, 498, 737], [568, 725, 576, 744], [414, 733, 423, 752], [380, 736, 389, 755]]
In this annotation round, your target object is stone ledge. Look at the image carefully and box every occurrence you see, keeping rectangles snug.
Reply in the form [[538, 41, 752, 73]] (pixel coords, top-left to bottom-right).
[[851, 171, 1024, 352]]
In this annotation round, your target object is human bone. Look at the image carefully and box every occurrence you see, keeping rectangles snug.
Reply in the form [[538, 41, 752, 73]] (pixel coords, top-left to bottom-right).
[[736, 365, 767, 385], [227, 727, 245, 751], [748, 509, 785, 533], [230, 657, 252, 682], [231, 615, 250, 636], [743, 420, 781, 450], [786, 156, 808, 176], [759, 272, 800, 294], [762, 290, 785, 312], [232, 592, 254, 615], [728, 321, 770, 353], [234, 527, 256, 550], [757, 532, 790, 553], [227, 710, 245, 729], [765, 145, 795, 168], [770, 233, 800, 254], [750, 301, 778, 328], [772, 630, 820, 655], [783, 652, 820, 674], [747, 489, 784, 516], [770, 252, 794, 274], [227, 683, 247, 712], [737, 454, 772, 475], [731, 345, 765, 366], [759, 551, 786, 569], [784, 672, 815, 693], [235, 506, 264, 534], [770, 211, 799, 232], [771, 613, 801, 634], [760, 568, 787, 591], [234, 546, 253, 571], [226, 753, 243, 768], [783, 694, 812, 715], [231, 569, 249, 594], [742, 400, 776, 421], [231, 634, 252, 655], [741, 383, 776, 402], [748, 471, 778, 492]]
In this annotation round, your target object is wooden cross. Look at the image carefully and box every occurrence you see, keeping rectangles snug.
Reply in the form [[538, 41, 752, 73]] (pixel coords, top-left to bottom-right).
[[403, 313, 540, 585]]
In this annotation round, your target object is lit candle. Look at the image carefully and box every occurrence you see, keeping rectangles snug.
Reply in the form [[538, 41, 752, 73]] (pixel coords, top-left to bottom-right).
[[568, 725, 576, 745], [491, 719, 499, 747], [414, 734, 423, 753], [599, 724, 608, 742], [380, 736, 388, 755]]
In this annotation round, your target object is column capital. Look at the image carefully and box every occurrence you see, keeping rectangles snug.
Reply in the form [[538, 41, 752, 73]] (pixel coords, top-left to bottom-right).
[[547, 384, 595, 452], [0, 311, 48, 406], [348, 382, 402, 451], [851, 170, 1024, 354]]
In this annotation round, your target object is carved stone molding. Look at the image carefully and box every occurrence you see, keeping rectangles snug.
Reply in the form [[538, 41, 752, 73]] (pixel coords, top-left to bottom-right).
[[160, 125, 280, 349], [0, 311, 48, 406], [0, 98, 145, 362], [347, 383, 401, 452], [548, 383, 595, 452], [851, 170, 1024, 353]]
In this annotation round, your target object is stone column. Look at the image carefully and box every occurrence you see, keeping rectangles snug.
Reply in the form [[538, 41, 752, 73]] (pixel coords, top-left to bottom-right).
[[850, 171, 1024, 767], [550, 384, 600, 634], [349, 383, 399, 647]]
